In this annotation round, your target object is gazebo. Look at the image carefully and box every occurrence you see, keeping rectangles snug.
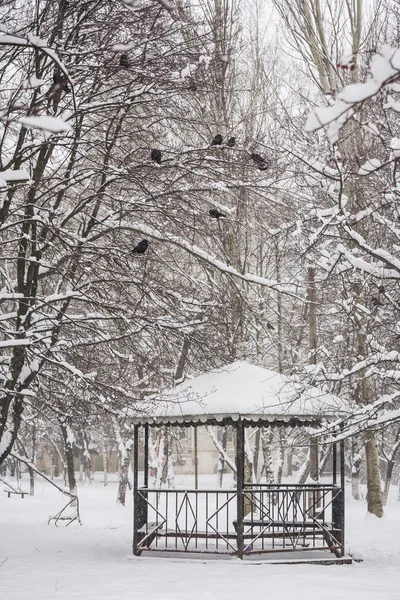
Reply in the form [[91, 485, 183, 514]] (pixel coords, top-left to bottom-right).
[[132, 361, 347, 562]]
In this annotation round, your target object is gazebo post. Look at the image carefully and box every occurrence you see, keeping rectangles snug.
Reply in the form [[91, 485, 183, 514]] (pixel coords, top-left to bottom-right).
[[144, 424, 149, 488], [236, 420, 245, 560], [332, 442, 337, 486], [133, 424, 140, 556], [339, 439, 345, 556], [332, 438, 345, 557], [194, 425, 199, 490]]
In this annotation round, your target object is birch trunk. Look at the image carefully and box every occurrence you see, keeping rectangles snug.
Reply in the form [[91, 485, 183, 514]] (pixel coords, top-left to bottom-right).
[[261, 430, 274, 484], [102, 437, 108, 487], [60, 424, 77, 507], [117, 448, 131, 506], [351, 439, 362, 501], [364, 430, 383, 517], [217, 427, 228, 488]]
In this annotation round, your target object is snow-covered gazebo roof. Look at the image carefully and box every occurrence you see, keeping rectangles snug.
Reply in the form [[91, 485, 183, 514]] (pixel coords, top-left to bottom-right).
[[134, 361, 343, 427]]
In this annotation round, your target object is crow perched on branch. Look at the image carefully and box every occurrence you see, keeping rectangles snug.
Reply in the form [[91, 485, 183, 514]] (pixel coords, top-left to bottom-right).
[[211, 134, 223, 146], [131, 239, 149, 254], [151, 149, 162, 164], [226, 137, 236, 147], [209, 209, 226, 219], [250, 152, 269, 170], [53, 70, 70, 93], [120, 54, 131, 68]]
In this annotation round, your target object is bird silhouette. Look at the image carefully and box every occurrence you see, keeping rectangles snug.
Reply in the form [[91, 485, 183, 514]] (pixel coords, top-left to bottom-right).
[[209, 209, 226, 219], [250, 152, 269, 170], [131, 239, 149, 254], [227, 137, 236, 147], [120, 54, 131, 68], [211, 134, 223, 146], [151, 149, 162, 164], [53, 70, 70, 93]]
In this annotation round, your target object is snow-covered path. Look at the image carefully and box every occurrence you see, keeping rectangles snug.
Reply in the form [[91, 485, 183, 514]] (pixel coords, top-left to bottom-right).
[[1, 476, 399, 600]]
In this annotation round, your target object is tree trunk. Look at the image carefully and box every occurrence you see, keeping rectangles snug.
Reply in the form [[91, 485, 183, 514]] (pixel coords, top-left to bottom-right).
[[364, 430, 383, 517], [217, 427, 228, 488], [297, 449, 310, 484], [243, 429, 253, 516], [117, 448, 131, 506], [274, 441, 284, 485], [261, 429, 274, 484], [351, 438, 362, 500], [382, 460, 394, 506], [357, 332, 384, 517], [60, 424, 77, 506], [309, 438, 319, 482], [307, 266, 317, 365], [102, 437, 108, 487], [285, 447, 293, 477], [253, 429, 261, 481], [29, 466, 35, 496]]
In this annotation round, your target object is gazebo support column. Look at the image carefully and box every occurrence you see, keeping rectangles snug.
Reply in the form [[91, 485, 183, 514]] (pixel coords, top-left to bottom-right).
[[236, 420, 245, 559], [133, 425, 149, 556], [194, 426, 198, 490], [332, 442, 337, 485], [339, 439, 345, 556], [144, 425, 149, 487], [332, 439, 345, 557], [133, 424, 140, 556]]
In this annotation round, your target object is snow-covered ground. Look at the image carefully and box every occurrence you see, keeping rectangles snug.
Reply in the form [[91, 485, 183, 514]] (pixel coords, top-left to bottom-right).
[[1, 474, 399, 599]]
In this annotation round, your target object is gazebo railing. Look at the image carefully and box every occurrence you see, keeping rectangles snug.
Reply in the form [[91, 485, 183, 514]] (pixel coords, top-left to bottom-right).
[[134, 488, 238, 554], [133, 483, 344, 557], [239, 483, 344, 555]]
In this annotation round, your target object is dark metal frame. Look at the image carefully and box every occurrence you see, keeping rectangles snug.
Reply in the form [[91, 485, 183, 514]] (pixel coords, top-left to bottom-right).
[[133, 420, 345, 560]]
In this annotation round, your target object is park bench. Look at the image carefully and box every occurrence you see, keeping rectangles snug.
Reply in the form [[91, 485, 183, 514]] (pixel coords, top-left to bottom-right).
[[4, 489, 26, 499], [232, 518, 342, 555]]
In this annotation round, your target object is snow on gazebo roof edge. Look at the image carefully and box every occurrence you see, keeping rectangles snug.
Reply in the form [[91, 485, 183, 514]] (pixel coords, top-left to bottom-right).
[[132, 361, 346, 427]]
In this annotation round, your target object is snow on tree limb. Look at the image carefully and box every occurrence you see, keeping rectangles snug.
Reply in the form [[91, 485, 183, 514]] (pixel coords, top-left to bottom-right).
[[101, 219, 304, 300], [305, 45, 400, 142], [20, 116, 72, 135]]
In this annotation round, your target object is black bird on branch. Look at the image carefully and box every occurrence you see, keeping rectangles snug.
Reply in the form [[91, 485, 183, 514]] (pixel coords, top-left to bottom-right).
[[226, 137, 236, 147], [120, 54, 131, 68], [131, 239, 149, 254], [250, 152, 269, 170], [211, 134, 223, 146], [209, 209, 226, 219], [53, 70, 70, 93], [151, 149, 162, 164]]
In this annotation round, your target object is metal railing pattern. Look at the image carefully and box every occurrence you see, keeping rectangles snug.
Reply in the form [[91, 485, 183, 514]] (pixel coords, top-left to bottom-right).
[[134, 483, 344, 557]]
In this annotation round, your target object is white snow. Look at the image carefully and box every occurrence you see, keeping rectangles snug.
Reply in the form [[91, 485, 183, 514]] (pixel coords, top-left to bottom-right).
[[0, 474, 399, 599], [358, 158, 382, 175], [0, 338, 31, 348], [390, 137, 400, 157], [105, 219, 300, 298], [111, 43, 136, 52], [22, 76, 46, 89], [306, 45, 400, 142], [140, 361, 344, 424], [44, 291, 81, 303], [0, 169, 30, 182], [19, 116, 72, 134]]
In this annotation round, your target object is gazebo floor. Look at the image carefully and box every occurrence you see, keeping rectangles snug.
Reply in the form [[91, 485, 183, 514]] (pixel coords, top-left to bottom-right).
[[136, 549, 354, 565]]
